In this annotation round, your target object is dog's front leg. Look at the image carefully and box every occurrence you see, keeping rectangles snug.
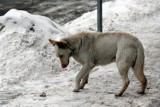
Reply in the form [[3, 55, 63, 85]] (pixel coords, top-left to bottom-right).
[[73, 63, 94, 92], [79, 74, 89, 89]]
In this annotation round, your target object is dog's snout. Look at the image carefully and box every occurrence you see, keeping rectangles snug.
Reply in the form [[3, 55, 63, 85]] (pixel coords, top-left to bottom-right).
[[62, 64, 68, 68]]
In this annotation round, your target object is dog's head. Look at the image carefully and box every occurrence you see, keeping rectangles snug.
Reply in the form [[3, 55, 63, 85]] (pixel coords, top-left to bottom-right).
[[49, 39, 72, 68]]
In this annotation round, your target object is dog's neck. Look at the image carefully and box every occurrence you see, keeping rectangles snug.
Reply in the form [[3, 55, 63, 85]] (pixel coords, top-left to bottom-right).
[[72, 39, 83, 57], [63, 37, 82, 56], [75, 37, 82, 55]]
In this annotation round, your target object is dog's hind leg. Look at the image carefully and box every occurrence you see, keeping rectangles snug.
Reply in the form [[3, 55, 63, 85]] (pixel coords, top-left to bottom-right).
[[115, 46, 137, 96], [115, 61, 130, 97], [133, 64, 147, 94], [80, 74, 89, 89], [73, 63, 94, 92]]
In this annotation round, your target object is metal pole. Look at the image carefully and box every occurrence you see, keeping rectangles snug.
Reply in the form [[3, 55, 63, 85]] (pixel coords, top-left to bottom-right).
[[97, 0, 103, 32]]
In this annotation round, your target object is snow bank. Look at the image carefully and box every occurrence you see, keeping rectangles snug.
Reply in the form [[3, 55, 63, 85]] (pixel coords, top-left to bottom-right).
[[64, 0, 160, 33], [0, 9, 70, 93], [0, 9, 69, 38]]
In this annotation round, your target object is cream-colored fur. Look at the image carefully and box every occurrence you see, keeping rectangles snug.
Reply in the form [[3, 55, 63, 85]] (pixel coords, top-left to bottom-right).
[[49, 32, 147, 97]]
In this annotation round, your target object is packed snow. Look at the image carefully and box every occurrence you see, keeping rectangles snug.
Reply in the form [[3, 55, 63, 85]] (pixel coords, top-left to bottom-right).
[[0, 0, 160, 106]]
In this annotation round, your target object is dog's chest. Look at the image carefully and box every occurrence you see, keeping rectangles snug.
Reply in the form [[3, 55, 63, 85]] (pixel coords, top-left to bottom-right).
[[72, 54, 85, 65]]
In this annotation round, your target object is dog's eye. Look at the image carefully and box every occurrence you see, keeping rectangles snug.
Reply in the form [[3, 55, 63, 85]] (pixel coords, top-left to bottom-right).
[[59, 55, 63, 58]]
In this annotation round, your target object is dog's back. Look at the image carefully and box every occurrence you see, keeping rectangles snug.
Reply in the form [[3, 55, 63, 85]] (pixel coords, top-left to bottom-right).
[[67, 32, 141, 65]]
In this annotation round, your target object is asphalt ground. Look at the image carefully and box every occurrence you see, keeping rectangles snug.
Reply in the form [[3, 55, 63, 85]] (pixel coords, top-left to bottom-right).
[[0, 0, 110, 25]]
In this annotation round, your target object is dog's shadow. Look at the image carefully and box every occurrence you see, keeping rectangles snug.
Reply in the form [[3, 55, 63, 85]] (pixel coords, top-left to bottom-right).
[[80, 88, 142, 99]]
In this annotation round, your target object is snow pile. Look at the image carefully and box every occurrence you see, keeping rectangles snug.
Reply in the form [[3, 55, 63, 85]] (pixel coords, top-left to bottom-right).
[[0, 9, 70, 92], [64, 0, 160, 33], [0, 9, 68, 35]]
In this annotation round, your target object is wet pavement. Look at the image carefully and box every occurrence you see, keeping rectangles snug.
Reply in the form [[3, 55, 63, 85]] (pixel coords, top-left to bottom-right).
[[0, 0, 110, 25], [0, 0, 97, 25]]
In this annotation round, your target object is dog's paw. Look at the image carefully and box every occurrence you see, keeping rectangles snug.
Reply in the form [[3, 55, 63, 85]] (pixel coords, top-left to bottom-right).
[[136, 89, 145, 95], [73, 89, 80, 92], [79, 86, 84, 89], [114, 92, 123, 97], [79, 84, 85, 89]]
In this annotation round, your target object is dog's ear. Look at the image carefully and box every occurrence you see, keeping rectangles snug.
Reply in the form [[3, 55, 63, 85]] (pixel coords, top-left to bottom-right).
[[49, 39, 69, 49], [56, 40, 68, 49], [49, 39, 56, 46]]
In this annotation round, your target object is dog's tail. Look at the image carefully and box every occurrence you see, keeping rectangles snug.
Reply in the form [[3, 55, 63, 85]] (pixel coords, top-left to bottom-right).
[[133, 41, 147, 94], [133, 42, 145, 70]]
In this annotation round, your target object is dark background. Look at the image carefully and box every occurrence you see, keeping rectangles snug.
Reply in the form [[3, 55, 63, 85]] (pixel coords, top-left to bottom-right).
[[0, 0, 111, 25]]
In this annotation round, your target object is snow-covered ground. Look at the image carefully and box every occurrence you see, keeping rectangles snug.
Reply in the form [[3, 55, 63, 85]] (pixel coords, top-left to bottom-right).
[[0, 0, 160, 106]]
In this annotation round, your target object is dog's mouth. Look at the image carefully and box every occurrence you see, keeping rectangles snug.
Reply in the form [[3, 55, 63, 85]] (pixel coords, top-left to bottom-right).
[[60, 59, 69, 69], [61, 64, 68, 68]]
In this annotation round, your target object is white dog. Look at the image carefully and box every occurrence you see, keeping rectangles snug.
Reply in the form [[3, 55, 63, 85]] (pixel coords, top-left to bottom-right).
[[49, 32, 147, 96]]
